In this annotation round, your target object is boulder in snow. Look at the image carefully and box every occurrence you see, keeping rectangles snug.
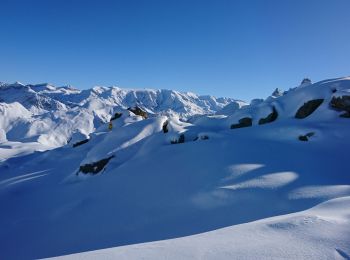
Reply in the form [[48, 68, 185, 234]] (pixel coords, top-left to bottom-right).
[[330, 95, 350, 118], [79, 156, 114, 175], [295, 99, 324, 119], [128, 106, 148, 119], [230, 117, 252, 129], [171, 133, 185, 144], [258, 107, 278, 125], [298, 132, 315, 141]]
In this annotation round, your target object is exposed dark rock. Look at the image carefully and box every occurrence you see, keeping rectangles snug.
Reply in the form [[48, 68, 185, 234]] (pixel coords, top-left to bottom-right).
[[295, 99, 324, 119], [330, 95, 350, 112], [298, 132, 315, 142], [259, 107, 278, 125], [171, 134, 185, 144], [79, 156, 114, 175], [128, 106, 148, 119], [340, 112, 350, 118], [162, 120, 169, 133], [73, 139, 89, 148], [230, 117, 252, 129], [110, 112, 122, 121]]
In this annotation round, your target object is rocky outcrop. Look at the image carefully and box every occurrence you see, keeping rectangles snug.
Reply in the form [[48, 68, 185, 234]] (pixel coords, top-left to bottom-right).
[[79, 156, 114, 175], [162, 120, 169, 133], [128, 106, 148, 119], [171, 134, 185, 144], [295, 99, 324, 119], [298, 132, 315, 141], [259, 107, 278, 125], [330, 96, 350, 118], [110, 112, 122, 121], [230, 117, 252, 129]]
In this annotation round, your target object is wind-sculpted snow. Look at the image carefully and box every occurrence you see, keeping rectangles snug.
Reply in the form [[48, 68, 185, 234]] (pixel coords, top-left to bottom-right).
[[0, 77, 350, 259]]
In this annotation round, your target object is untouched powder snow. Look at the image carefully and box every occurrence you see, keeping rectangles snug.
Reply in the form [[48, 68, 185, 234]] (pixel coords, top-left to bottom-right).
[[48, 197, 350, 260], [0, 77, 350, 259]]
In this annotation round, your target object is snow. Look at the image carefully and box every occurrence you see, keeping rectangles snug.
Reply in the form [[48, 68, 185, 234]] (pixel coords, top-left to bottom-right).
[[0, 77, 349, 259], [47, 197, 350, 260], [0, 82, 242, 148]]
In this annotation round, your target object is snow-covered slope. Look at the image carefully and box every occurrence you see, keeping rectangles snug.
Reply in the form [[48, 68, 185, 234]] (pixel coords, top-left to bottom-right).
[[0, 77, 350, 259], [50, 196, 350, 260], [0, 82, 243, 150]]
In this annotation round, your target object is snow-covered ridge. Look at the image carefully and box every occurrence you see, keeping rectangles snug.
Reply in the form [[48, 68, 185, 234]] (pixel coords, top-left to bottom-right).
[[1, 77, 350, 259], [0, 82, 245, 147]]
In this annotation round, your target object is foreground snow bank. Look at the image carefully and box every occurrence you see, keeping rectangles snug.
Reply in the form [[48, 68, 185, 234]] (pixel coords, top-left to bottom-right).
[[48, 196, 350, 260]]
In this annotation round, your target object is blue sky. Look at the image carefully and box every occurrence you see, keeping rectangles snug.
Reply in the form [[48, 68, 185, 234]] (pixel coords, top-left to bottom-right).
[[1, 0, 349, 101]]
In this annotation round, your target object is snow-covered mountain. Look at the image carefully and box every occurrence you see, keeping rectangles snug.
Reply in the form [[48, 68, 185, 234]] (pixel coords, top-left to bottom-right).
[[0, 77, 350, 259], [0, 82, 245, 150]]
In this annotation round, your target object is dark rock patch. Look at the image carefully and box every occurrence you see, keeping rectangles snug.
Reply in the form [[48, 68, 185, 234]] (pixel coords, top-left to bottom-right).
[[79, 156, 114, 175], [298, 132, 315, 142], [295, 99, 324, 119], [73, 139, 89, 148], [171, 134, 185, 144], [330, 95, 350, 113], [259, 106, 278, 125], [162, 120, 169, 133], [230, 117, 252, 129], [110, 112, 122, 121], [340, 112, 350, 118], [128, 106, 148, 119]]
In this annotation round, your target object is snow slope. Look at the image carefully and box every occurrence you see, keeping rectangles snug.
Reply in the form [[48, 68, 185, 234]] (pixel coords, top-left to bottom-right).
[[0, 77, 349, 259], [49, 196, 350, 260]]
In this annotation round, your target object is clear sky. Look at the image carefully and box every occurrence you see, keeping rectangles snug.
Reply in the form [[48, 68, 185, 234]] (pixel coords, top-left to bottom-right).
[[1, 0, 350, 101]]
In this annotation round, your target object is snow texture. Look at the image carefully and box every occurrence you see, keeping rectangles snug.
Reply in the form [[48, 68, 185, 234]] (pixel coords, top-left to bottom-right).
[[0, 77, 350, 259]]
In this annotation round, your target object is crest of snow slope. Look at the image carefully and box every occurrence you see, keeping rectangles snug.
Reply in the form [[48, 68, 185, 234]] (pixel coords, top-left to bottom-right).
[[0, 77, 350, 259], [48, 196, 350, 260], [0, 82, 243, 150]]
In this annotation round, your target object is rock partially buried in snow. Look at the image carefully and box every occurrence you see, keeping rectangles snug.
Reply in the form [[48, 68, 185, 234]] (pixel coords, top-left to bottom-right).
[[298, 132, 315, 142], [128, 106, 148, 119], [230, 117, 252, 129], [330, 95, 350, 117], [79, 156, 114, 175], [171, 133, 185, 144], [258, 106, 278, 125], [110, 112, 123, 121], [295, 99, 324, 119]]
